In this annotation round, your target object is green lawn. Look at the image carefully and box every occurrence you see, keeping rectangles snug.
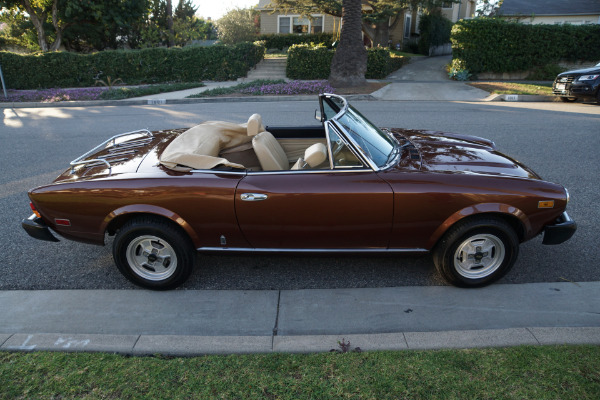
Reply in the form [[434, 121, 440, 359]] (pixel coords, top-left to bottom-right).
[[1, 345, 599, 399], [468, 82, 553, 96]]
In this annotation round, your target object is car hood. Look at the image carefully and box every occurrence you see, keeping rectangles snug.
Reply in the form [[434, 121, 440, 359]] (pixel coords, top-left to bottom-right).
[[390, 129, 541, 179], [558, 65, 600, 76]]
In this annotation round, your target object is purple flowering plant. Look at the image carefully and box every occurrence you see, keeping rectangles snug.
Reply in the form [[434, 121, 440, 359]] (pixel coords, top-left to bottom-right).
[[239, 80, 335, 96], [0, 87, 108, 103]]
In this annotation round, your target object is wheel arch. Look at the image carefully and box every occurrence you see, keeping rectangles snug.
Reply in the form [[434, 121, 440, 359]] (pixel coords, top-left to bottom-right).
[[428, 203, 529, 250], [102, 205, 201, 248]]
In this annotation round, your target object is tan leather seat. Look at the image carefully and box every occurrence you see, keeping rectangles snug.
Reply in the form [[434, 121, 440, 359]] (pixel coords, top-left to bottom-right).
[[291, 143, 328, 170], [246, 114, 264, 137], [252, 131, 290, 170]]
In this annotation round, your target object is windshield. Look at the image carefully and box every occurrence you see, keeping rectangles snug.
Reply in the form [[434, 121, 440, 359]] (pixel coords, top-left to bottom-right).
[[335, 105, 395, 168]]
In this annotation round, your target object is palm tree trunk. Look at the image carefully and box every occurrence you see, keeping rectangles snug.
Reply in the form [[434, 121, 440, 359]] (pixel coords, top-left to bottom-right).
[[328, 0, 367, 87]]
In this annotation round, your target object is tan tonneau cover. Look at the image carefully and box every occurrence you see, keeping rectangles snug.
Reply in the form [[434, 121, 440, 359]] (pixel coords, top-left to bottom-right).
[[159, 121, 252, 171]]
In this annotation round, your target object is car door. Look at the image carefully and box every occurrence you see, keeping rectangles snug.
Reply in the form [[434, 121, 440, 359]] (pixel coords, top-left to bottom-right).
[[234, 170, 393, 249]]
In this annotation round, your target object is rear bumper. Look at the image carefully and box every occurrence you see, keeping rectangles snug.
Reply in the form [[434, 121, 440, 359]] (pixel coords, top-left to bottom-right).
[[22, 214, 59, 242], [542, 212, 576, 245]]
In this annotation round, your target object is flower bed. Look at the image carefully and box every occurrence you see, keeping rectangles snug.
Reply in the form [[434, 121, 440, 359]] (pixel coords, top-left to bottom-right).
[[239, 80, 335, 96], [0, 88, 107, 103]]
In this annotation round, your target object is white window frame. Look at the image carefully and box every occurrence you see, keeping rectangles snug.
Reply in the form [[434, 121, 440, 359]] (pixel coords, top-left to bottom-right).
[[404, 14, 412, 39], [277, 14, 324, 34]]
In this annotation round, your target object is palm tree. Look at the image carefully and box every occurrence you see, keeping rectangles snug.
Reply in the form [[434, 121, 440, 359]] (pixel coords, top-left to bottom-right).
[[328, 0, 367, 87]]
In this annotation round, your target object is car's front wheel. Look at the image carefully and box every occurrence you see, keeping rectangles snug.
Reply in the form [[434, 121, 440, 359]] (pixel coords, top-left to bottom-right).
[[432, 217, 519, 288], [113, 217, 196, 290], [560, 97, 577, 102]]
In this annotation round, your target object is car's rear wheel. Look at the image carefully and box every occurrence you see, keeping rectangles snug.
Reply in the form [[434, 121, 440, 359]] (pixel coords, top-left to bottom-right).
[[113, 217, 195, 290], [560, 97, 577, 102], [432, 217, 519, 288]]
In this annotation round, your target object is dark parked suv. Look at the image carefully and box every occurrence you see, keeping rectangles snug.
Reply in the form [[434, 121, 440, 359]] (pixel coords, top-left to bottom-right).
[[553, 62, 600, 102]]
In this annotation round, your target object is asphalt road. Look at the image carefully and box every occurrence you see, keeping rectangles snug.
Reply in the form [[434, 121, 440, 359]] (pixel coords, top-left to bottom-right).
[[1, 99, 599, 290]]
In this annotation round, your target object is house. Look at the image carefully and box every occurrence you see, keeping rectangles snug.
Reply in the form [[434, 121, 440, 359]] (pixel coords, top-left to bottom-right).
[[257, 0, 341, 35], [257, 0, 475, 47], [441, 0, 476, 22], [498, 0, 600, 25]]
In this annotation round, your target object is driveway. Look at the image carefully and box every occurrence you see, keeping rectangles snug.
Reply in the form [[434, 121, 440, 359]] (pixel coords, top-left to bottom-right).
[[371, 55, 491, 101]]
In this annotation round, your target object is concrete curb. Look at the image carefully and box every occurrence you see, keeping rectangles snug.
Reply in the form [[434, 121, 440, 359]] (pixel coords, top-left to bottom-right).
[[0, 94, 375, 109], [485, 94, 560, 102], [2, 327, 599, 356]]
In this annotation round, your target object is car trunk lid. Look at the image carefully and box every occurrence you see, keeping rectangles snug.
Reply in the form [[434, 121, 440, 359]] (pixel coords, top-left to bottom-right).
[[53, 129, 184, 183]]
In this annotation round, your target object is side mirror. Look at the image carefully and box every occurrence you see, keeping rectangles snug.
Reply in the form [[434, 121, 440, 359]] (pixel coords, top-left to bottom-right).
[[314, 109, 323, 122]]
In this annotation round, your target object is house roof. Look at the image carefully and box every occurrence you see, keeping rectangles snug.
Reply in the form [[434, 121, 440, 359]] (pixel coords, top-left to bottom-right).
[[257, 0, 272, 10], [499, 0, 600, 16]]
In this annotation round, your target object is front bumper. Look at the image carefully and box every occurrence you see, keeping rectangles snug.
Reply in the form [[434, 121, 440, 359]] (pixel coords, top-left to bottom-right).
[[542, 212, 576, 245], [553, 82, 599, 99], [22, 214, 59, 242]]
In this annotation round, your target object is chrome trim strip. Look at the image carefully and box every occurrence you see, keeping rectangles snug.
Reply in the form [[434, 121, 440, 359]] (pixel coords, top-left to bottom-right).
[[246, 168, 371, 176], [189, 169, 247, 175], [197, 247, 428, 253]]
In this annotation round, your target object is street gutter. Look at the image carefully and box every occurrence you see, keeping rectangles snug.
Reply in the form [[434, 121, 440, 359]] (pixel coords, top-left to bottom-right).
[[0, 94, 375, 109]]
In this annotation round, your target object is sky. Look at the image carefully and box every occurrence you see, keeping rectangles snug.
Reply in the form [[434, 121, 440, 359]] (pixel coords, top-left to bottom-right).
[[192, 0, 260, 20]]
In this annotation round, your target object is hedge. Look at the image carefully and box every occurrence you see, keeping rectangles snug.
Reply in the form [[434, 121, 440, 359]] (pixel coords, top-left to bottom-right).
[[451, 18, 600, 74], [418, 13, 453, 55], [0, 42, 265, 89], [257, 33, 334, 50], [286, 45, 407, 80]]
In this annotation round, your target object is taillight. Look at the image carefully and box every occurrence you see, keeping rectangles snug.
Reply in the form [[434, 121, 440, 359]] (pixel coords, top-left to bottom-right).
[[30, 202, 42, 218]]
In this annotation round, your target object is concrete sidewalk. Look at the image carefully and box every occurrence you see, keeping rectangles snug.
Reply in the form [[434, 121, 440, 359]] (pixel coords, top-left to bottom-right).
[[1, 282, 599, 355]]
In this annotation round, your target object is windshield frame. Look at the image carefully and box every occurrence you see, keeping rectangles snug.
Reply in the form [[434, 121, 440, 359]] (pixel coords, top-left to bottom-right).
[[319, 93, 398, 171]]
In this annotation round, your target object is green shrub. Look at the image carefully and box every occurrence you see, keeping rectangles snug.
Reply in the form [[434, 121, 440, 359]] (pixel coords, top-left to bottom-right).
[[0, 42, 265, 89], [286, 44, 333, 79], [451, 18, 600, 74], [287, 45, 407, 80], [258, 33, 334, 50], [418, 12, 453, 55], [527, 64, 567, 80]]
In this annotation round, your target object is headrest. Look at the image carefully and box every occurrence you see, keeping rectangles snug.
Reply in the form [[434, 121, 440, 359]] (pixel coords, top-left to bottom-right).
[[247, 114, 264, 137], [304, 143, 328, 167]]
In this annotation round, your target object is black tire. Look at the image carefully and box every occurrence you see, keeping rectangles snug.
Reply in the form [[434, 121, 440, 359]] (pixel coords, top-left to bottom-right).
[[432, 217, 519, 288], [560, 97, 577, 102], [113, 216, 196, 290]]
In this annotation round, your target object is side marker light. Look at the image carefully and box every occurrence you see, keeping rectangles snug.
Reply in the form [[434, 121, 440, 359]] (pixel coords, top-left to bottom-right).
[[538, 200, 555, 209]]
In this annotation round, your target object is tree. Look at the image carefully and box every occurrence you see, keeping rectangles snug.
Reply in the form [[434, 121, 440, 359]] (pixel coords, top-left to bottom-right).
[[476, 0, 503, 17], [0, 0, 150, 51], [329, 0, 366, 86], [166, 0, 174, 46], [0, 0, 62, 51], [216, 7, 259, 45], [269, 0, 458, 86]]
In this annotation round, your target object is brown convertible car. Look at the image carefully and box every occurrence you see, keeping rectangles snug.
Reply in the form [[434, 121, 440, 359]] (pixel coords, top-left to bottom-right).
[[22, 94, 576, 289]]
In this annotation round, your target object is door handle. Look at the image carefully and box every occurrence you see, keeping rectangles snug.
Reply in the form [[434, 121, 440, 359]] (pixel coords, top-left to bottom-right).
[[240, 193, 268, 201]]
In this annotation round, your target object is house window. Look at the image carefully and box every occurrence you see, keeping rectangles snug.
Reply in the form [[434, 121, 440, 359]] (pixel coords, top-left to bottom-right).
[[278, 15, 323, 34], [442, 1, 453, 8], [279, 16, 291, 33], [404, 14, 412, 38], [312, 16, 323, 33], [293, 17, 310, 33]]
